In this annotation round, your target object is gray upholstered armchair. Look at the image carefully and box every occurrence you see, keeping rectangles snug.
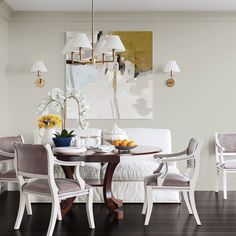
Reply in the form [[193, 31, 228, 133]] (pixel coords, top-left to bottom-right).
[[0, 135, 23, 183], [142, 138, 202, 226], [13, 143, 95, 236], [215, 133, 236, 199], [0, 135, 32, 215]]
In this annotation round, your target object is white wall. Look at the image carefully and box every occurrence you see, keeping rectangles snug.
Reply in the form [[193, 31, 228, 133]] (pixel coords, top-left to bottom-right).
[[6, 12, 236, 190], [0, 14, 8, 136]]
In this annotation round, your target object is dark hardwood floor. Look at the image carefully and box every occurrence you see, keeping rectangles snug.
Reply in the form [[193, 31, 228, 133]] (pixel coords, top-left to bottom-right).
[[1, 191, 236, 236]]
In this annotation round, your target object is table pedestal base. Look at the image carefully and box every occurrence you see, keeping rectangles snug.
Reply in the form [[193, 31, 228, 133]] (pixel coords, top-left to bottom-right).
[[60, 162, 123, 219], [103, 162, 123, 219]]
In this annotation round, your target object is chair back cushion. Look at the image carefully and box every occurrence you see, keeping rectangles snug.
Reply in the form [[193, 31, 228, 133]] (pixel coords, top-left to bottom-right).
[[0, 136, 23, 153], [14, 143, 48, 176], [187, 138, 199, 169], [217, 133, 236, 151], [185, 138, 202, 183]]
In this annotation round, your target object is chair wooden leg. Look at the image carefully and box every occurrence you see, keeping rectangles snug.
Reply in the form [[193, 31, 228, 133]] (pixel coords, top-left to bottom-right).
[[14, 193, 26, 230], [26, 195, 32, 215], [183, 191, 193, 215], [215, 169, 220, 193], [86, 189, 95, 229], [57, 201, 62, 221], [142, 184, 147, 215], [47, 199, 59, 236], [189, 190, 201, 225], [223, 170, 227, 200], [144, 186, 153, 226]]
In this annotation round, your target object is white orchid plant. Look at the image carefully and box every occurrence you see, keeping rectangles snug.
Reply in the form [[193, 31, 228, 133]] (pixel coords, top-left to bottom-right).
[[38, 88, 89, 129]]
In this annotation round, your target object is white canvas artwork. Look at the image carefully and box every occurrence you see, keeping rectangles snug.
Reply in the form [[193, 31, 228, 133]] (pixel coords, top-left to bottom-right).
[[66, 31, 153, 119]]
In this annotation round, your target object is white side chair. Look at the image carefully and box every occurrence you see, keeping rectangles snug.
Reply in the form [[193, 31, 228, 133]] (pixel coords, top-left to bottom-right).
[[0, 136, 24, 187], [13, 143, 95, 236], [142, 138, 202, 226], [215, 133, 236, 199], [0, 135, 32, 215]]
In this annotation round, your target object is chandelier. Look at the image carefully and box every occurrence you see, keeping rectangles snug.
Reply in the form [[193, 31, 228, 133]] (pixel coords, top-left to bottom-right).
[[62, 0, 126, 65]]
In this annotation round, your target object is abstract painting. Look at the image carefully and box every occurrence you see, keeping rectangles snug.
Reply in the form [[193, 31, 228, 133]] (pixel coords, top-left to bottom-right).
[[65, 31, 153, 119]]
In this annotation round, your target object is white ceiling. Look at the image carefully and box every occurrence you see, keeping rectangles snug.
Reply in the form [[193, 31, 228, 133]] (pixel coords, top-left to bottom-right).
[[5, 0, 236, 11]]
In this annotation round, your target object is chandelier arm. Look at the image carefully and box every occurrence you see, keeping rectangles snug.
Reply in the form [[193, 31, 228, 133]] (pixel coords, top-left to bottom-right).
[[96, 59, 115, 64], [112, 49, 115, 62], [71, 52, 74, 63], [79, 47, 82, 61], [66, 60, 90, 65]]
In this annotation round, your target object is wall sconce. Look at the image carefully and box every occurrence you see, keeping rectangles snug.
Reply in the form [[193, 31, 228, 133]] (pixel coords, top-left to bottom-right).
[[31, 60, 48, 87], [163, 60, 180, 87]]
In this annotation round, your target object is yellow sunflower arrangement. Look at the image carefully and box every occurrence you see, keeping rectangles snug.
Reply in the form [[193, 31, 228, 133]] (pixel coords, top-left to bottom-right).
[[38, 114, 62, 129]]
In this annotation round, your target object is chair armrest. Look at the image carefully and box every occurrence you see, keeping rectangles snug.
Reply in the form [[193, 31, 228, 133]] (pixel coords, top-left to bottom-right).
[[54, 159, 86, 189], [153, 163, 164, 174], [54, 159, 85, 167], [74, 165, 85, 190], [0, 150, 14, 158], [154, 150, 187, 159], [215, 141, 225, 152], [157, 162, 169, 186], [158, 154, 194, 163]]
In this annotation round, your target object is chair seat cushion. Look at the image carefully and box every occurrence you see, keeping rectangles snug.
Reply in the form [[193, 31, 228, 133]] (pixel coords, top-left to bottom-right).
[[145, 173, 189, 187], [0, 169, 16, 181], [0, 155, 14, 162], [224, 150, 236, 153], [224, 160, 236, 169], [144, 173, 162, 185], [23, 178, 91, 195], [163, 173, 189, 187]]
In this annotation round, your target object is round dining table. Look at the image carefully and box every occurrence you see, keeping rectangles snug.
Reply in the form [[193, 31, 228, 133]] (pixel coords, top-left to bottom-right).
[[54, 145, 162, 220]]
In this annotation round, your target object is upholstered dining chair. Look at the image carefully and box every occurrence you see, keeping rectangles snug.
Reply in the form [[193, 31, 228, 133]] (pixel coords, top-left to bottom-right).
[[215, 133, 236, 199], [0, 135, 32, 215], [13, 143, 95, 236], [142, 138, 202, 226], [0, 136, 24, 187]]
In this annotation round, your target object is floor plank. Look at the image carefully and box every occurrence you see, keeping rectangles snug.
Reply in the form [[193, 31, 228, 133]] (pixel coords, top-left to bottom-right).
[[1, 191, 236, 235]]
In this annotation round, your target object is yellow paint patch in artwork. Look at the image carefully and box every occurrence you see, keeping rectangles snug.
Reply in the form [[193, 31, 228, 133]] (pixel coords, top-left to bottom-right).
[[112, 31, 152, 72]]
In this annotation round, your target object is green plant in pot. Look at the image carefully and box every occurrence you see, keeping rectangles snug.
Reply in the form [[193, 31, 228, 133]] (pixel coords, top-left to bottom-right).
[[53, 129, 75, 147]]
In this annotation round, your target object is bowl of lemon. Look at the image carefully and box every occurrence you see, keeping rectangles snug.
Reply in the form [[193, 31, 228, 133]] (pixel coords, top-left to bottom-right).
[[112, 139, 137, 153]]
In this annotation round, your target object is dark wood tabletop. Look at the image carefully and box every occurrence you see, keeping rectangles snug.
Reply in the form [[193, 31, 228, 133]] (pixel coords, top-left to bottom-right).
[[55, 145, 162, 162]]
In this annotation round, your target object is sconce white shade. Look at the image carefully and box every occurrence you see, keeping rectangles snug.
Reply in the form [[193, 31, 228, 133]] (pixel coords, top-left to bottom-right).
[[103, 35, 126, 52], [31, 60, 48, 73], [163, 60, 180, 73]]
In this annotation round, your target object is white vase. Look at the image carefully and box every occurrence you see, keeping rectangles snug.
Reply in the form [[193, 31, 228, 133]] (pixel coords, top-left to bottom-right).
[[38, 128, 57, 146]]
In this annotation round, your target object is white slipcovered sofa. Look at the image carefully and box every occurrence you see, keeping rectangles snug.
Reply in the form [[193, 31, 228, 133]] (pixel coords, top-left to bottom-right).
[[34, 128, 180, 203]]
